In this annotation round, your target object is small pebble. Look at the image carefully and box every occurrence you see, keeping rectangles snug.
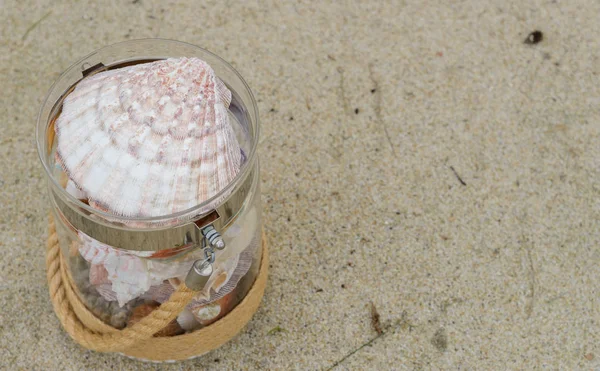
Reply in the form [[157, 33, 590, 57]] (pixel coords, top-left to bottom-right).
[[524, 30, 543, 44]]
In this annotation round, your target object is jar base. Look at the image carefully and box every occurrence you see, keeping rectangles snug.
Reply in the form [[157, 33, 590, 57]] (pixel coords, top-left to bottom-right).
[[46, 216, 269, 362]]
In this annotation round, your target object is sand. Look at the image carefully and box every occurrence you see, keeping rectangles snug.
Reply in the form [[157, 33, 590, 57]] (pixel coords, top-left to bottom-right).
[[1, 1, 599, 369]]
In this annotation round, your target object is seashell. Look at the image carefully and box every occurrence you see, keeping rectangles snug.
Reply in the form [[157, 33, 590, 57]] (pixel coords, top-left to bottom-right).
[[176, 308, 201, 332], [79, 233, 116, 265], [89, 263, 109, 285], [194, 303, 221, 324], [79, 231, 154, 260], [170, 232, 260, 314], [205, 252, 239, 296], [94, 284, 117, 302], [128, 302, 184, 337], [79, 229, 213, 307], [190, 287, 237, 326], [175, 212, 260, 305], [78, 231, 156, 306], [140, 280, 175, 303], [54, 57, 241, 218], [205, 231, 258, 300], [65, 179, 87, 199]]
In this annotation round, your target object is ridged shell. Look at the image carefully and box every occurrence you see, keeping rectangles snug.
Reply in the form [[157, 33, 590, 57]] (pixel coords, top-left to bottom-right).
[[141, 280, 175, 303], [89, 264, 109, 285], [143, 240, 256, 309], [55, 57, 241, 217], [95, 284, 118, 302], [78, 231, 154, 306], [190, 288, 237, 325], [188, 235, 257, 305], [65, 179, 87, 199]]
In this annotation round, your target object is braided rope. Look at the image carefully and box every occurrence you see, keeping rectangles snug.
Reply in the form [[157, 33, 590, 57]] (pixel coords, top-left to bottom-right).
[[46, 217, 269, 362], [45, 216, 269, 360]]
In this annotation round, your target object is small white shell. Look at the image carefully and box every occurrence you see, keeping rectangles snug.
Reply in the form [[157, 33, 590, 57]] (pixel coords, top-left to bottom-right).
[[176, 308, 201, 331], [194, 303, 221, 322], [55, 57, 241, 217]]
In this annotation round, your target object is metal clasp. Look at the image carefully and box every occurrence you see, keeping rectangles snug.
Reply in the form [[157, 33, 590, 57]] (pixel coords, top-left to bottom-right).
[[185, 257, 213, 290], [184, 222, 226, 291]]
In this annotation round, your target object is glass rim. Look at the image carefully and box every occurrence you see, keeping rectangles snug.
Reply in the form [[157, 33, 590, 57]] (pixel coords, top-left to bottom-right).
[[36, 38, 260, 223]]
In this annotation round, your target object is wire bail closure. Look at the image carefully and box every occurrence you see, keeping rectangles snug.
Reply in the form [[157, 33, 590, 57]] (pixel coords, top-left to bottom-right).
[[184, 223, 226, 291]]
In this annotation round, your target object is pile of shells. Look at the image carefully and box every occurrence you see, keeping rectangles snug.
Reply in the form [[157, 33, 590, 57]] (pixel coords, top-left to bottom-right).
[[70, 254, 135, 329]]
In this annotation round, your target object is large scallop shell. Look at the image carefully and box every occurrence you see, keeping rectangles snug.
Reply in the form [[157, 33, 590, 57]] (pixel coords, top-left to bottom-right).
[[55, 57, 241, 217]]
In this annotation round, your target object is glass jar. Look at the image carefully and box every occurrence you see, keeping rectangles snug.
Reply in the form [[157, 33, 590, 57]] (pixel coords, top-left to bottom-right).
[[36, 39, 262, 359]]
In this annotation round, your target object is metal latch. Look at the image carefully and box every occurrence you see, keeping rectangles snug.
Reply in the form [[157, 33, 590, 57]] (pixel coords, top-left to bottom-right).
[[184, 224, 226, 291]]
